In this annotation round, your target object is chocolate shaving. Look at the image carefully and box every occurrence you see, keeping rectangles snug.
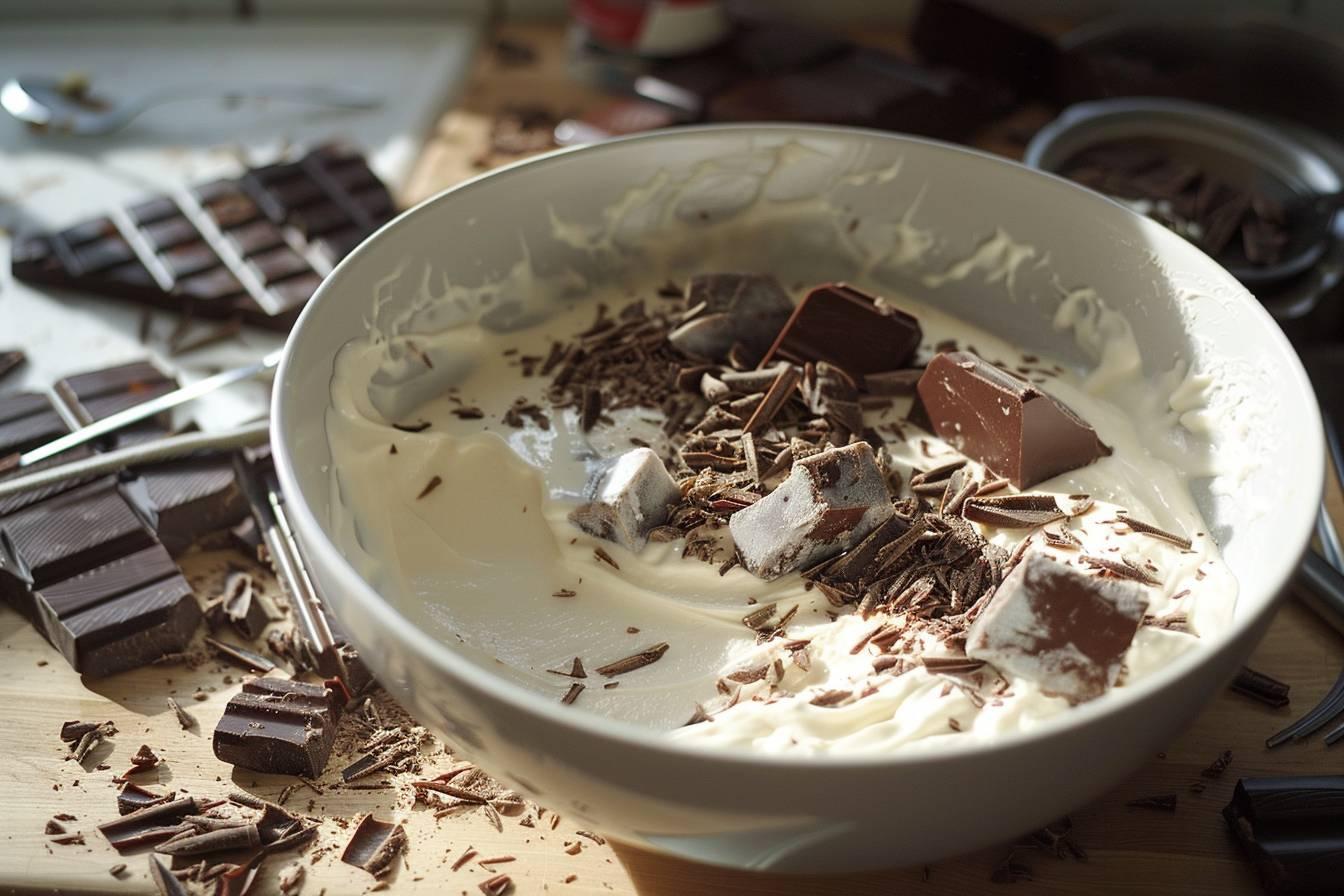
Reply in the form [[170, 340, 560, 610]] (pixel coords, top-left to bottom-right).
[[1118, 515, 1193, 550], [155, 824, 261, 856], [595, 643, 669, 677], [593, 547, 619, 569], [452, 846, 478, 871], [1081, 555, 1161, 586], [391, 421, 431, 433], [962, 494, 1065, 528], [479, 874, 514, 895], [561, 683, 585, 705], [204, 637, 276, 673], [451, 406, 485, 419], [921, 656, 987, 675], [548, 657, 587, 679], [166, 697, 196, 730], [1229, 667, 1291, 709], [742, 364, 801, 435], [148, 854, 189, 896], [340, 815, 406, 878], [1126, 793, 1178, 812], [417, 475, 443, 499]]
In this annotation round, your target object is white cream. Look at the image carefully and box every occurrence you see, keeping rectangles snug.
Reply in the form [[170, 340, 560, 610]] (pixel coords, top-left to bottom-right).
[[325, 283, 1237, 756]]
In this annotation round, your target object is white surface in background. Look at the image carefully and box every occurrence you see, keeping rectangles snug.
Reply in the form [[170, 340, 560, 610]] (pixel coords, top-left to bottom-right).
[[0, 18, 479, 429]]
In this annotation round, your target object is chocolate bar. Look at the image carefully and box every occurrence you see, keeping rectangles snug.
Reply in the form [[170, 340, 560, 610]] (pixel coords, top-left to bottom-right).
[[966, 552, 1149, 702], [760, 283, 922, 380], [213, 677, 344, 777], [910, 0, 1059, 101], [11, 144, 394, 331], [1224, 776, 1344, 895], [0, 392, 69, 459], [917, 352, 1110, 488]]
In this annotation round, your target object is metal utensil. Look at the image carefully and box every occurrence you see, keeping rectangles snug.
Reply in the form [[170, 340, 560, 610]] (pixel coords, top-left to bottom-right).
[[1, 77, 380, 136], [15, 350, 281, 468]]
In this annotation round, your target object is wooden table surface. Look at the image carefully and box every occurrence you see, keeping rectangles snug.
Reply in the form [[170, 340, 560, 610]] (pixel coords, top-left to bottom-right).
[[5, 22, 1343, 896]]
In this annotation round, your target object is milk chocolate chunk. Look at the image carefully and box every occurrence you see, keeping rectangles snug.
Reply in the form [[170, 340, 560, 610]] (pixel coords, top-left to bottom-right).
[[917, 352, 1109, 488], [729, 442, 894, 580], [966, 552, 1149, 702], [569, 448, 681, 552], [759, 283, 922, 381], [213, 677, 343, 778]]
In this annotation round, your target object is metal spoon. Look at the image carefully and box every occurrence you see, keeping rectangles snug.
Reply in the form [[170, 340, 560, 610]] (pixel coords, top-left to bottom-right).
[[1226, 191, 1344, 288], [0, 77, 380, 136]]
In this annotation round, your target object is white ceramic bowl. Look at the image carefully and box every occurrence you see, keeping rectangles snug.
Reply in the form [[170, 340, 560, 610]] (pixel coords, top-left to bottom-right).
[[272, 126, 1323, 873]]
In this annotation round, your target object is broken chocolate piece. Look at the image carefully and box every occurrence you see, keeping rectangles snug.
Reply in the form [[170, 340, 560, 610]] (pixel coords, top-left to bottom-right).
[[966, 552, 1149, 702], [220, 572, 268, 639], [759, 283, 921, 380], [569, 448, 681, 552], [671, 273, 795, 362], [729, 442, 894, 580], [917, 352, 1109, 488], [212, 677, 343, 778], [1224, 776, 1344, 895], [340, 814, 407, 878]]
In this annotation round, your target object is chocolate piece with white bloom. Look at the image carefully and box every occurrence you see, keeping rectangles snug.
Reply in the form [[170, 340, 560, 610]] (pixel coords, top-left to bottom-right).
[[730, 442, 893, 580], [966, 552, 1149, 703], [569, 447, 682, 552]]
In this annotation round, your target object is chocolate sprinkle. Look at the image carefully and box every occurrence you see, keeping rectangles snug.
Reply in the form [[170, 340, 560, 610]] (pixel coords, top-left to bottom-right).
[[1081, 554, 1161, 586]]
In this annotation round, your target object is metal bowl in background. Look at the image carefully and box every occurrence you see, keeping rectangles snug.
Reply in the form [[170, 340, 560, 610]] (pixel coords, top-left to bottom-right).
[[1024, 97, 1344, 321], [272, 125, 1323, 872]]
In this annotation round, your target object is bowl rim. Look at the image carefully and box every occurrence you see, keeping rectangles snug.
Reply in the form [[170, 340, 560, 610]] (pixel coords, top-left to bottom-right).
[[273, 122, 1325, 769]]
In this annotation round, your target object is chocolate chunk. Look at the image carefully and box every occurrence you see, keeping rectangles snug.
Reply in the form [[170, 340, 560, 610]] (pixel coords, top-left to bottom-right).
[[33, 543, 200, 677], [341, 815, 407, 878], [910, 0, 1058, 101], [219, 571, 268, 639], [0, 392, 68, 457], [0, 350, 25, 383], [673, 273, 795, 361], [729, 442, 893, 580], [917, 352, 1109, 488], [569, 448, 681, 552], [98, 796, 199, 852], [212, 677, 344, 778], [965, 552, 1149, 702], [1224, 777, 1344, 895], [10, 144, 395, 332], [760, 283, 922, 381]]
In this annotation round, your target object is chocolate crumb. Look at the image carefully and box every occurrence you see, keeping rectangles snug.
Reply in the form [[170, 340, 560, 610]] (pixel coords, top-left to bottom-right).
[[110, 863, 127, 877], [451, 407, 485, 420], [166, 697, 196, 730], [1200, 750, 1232, 779], [392, 421, 431, 433], [581, 387, 603, 432]]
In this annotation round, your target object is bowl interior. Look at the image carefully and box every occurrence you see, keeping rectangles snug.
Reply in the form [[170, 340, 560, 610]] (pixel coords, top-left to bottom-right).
[[275, 125, 1323, 757]]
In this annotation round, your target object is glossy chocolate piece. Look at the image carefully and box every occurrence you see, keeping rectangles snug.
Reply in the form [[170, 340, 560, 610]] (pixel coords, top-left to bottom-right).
[[917, 351, 1110, 488], [213, 677, 344, 777], [910, 0, 1059, 101], [10, 144, 393, 332], [759, 283, 922, 380], [138, 460, 248, 555], [966, 552, 1149, 702], [729, 442, 894, 580]]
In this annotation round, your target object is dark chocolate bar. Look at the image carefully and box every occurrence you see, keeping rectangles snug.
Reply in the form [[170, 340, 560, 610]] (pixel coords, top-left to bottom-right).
[[11, 144, 394, 332], [0, 392, 69, 458], [213, 677, 344, 777]]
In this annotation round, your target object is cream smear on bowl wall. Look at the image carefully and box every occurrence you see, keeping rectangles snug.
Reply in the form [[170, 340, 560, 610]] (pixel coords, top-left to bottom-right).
[[322, 138, 1246, 757]]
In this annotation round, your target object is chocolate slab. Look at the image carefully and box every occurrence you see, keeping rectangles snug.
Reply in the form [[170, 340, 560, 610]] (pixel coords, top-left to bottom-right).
[[33, 543, 200, 677], [759, 283, 922, 380], [213, 677, 344, 778], [11, 143, 394, 331], [966, 552, 1149, 702], [910, 0, 1058, 101], [917, 351, 1109, 488]]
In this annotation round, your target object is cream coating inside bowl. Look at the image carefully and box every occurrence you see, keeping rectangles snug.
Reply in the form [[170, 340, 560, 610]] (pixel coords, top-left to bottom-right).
[[323, 139, 1243, 756]]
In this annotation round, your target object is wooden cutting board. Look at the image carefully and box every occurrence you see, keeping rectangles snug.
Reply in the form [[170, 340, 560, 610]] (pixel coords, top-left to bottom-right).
[[3, 22, 1341, 896]]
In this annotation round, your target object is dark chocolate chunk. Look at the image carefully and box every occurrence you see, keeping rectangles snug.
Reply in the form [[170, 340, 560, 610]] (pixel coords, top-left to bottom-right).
[[0, 392, 68, 457], [33, 543, 200, 677], [917, 352, 1109, 488], [966, 552, 1149, 702], [760, 283, 922, 380], [213, 677, 344, 778], [1224, 776, 1344, 895], [673, 272, 794, 361], [340, 814, 407, 877], [910, 0, 1058, 101]]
